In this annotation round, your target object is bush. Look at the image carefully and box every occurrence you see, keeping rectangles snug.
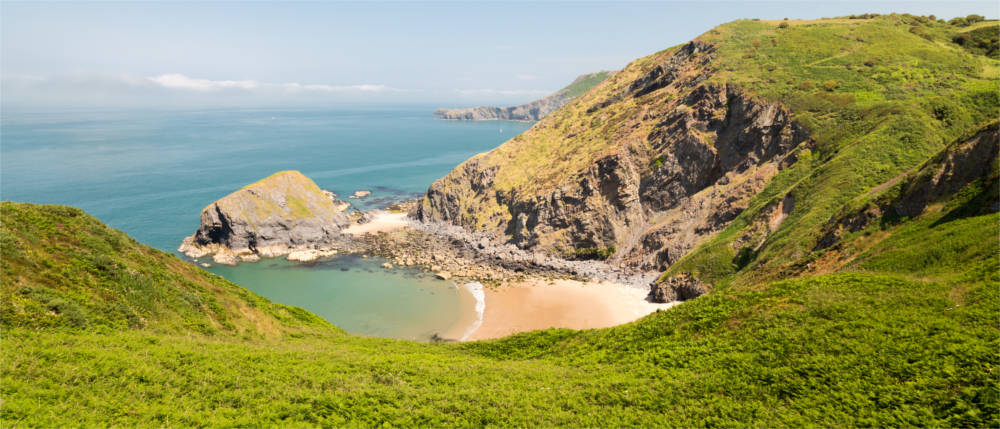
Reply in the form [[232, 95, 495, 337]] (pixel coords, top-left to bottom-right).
[[949, 17, 969, 27], [823, 80, 839, 91], [778, 22, 789, 29], [569, 246, 616, 260]]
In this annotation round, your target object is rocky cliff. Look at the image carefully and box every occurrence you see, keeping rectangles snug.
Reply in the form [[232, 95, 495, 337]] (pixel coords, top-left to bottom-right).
[[179, 170, 352, 265], [420, 41, 810, 272], [434, 71, 613, 122], [419, 15, 998, 295]]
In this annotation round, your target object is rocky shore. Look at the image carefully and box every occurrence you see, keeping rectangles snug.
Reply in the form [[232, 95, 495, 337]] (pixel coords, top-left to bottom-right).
[[179, 170, 661, 295], [358, 219, 660, 289]]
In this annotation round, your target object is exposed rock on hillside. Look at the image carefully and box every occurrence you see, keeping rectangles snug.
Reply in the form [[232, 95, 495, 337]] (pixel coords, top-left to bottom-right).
[[420, 41, 811, 273], [179, 171, 352, 265], [648, 273, 708, 303], [817, 122, 999, 250], [435, 71, 613, 122]]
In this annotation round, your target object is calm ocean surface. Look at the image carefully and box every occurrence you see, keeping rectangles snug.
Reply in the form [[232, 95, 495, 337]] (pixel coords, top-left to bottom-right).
[[1, 106, 531, 340]]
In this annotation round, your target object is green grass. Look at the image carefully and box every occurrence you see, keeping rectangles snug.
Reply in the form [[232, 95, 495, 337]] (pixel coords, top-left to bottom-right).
[[558, 70, 614, 98], [4, 196, 998, 426], [0, 202, 333, 338]]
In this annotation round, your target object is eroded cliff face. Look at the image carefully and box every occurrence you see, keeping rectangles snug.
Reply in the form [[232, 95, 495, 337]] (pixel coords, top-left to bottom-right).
[[419, 41, 811, 272], [179, 170, 352, 265]]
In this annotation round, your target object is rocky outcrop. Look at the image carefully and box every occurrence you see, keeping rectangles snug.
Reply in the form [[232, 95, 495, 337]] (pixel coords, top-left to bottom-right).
[[419, 40, 811, 277], [647, 273, 708, 303], [179, 170, 353, 265], [816, 122, 999, 250], [434, 71, 613, 122]]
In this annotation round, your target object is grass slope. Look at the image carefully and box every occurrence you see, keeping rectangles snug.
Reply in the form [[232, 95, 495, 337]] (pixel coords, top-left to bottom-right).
[[0, 202, 333, 338], [4, 176, 998, 427], [558, 70, 615, 98]]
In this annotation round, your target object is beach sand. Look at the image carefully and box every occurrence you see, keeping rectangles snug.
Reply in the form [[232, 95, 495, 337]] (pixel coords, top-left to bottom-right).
[[342, 211, 410, 236], [444, 278, 679, 341]]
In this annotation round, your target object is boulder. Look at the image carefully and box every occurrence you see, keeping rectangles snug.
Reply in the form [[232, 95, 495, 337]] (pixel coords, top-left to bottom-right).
[[648, 273, 708, 303]]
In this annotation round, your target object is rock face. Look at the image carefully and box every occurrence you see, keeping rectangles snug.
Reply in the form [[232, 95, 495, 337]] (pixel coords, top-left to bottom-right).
[[179, 170, 352, 265], [419, 41, 811, 275], [648, 273, 708, 303], [434, 71, 614, 122]]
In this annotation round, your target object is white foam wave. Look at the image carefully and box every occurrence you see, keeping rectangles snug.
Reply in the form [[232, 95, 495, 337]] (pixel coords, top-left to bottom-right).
[[461, 281, 485, 341]]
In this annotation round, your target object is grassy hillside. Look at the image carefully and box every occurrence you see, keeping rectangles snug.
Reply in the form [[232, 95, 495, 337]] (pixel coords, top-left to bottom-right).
[[0, 202, 333, 337], [419, 14, 997, 266], [558, 70, 615, 98], [4, 168, 999, 427]]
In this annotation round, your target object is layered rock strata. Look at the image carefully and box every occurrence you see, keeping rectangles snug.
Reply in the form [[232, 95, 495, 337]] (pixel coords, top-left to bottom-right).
[[419, 41, 812, 277]]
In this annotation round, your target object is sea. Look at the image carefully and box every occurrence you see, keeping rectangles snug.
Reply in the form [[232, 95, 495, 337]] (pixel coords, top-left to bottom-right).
[[0, 106, 532, 341]]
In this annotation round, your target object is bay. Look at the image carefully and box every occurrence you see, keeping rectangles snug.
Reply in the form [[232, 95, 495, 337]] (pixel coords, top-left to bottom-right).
[[1, 105, 531, 339]]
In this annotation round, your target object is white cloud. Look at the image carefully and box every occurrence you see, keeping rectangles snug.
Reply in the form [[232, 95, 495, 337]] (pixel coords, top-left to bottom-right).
[[148, 74, 259, 91], [2, 72, 404, 107], [281, 82, 390, 93]]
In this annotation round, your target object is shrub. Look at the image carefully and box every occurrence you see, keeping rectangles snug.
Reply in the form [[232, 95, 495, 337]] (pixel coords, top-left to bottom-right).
[[778, 22, 789, 29], [569, 246, 616, 260], [823, 80, 839, 91]]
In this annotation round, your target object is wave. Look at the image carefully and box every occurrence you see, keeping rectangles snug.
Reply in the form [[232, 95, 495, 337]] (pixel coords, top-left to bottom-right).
[[460, 281, 485, 341]]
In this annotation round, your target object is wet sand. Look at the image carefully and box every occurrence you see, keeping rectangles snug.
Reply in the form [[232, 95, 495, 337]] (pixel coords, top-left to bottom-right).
[[343, 211, 410, 236], [444, 278, 679, 341]]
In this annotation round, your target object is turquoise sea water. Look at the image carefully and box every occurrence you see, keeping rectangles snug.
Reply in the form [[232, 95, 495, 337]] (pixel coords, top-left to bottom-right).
[[1, 106, 531, 340]]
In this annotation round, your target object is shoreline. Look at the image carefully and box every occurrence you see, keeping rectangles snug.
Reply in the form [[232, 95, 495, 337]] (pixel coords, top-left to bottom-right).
[[181, 201, 683, 342], [443, 278, 679, 342]]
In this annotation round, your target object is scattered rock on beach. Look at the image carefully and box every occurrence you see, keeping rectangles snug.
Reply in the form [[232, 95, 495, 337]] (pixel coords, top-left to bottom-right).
[[349, 190, 372, 199]]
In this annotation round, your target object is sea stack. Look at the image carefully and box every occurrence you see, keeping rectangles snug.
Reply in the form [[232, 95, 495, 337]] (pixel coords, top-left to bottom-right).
[[179, 170, 351, 265]]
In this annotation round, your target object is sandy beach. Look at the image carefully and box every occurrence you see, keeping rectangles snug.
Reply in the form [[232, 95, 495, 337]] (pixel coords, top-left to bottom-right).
[[342, 211, 410, 236], [442, 278, 679, 341]]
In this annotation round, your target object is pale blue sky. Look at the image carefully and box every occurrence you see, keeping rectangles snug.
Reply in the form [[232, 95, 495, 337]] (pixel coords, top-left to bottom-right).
[[2, 1, 996, 109]]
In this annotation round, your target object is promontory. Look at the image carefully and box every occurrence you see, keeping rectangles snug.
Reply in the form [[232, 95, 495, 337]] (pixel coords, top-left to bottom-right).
[[178, 170, 352, 265]]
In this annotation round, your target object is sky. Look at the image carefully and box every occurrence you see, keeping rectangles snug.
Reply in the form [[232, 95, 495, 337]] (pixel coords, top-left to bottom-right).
[[2, 1, 997, 110]]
